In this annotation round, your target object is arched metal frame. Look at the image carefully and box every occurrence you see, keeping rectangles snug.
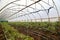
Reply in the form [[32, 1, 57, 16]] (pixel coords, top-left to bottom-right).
[[0, 0, 59, 22]]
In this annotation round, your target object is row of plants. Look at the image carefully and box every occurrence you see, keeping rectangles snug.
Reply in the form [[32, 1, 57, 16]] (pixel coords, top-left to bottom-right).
[[9, 22, 60, 33], [0, 22, 34, 40]]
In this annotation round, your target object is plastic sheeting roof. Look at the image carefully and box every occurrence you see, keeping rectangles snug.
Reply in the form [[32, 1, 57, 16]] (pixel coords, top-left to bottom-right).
[[0, 0, 60, 22]]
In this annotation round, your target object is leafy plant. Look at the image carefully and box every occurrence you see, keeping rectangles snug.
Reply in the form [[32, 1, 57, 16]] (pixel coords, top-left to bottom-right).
[[1, 22, 34, 40]]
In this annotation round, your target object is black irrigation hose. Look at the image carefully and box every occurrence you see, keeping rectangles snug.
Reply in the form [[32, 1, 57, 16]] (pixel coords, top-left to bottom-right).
[[0, 0, 53, 20], [7, 6, 53, 20], [0, 5, 36, 18], [6, 0, 53, 20], [0, 0, 59, 22], [0, 0, 42, 20], [4, 0, 41, 19]]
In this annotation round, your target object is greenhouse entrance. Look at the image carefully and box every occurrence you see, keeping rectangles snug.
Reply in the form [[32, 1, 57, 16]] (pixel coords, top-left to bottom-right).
[[0, 0, 60, 40], [0, 18, 8, 22]]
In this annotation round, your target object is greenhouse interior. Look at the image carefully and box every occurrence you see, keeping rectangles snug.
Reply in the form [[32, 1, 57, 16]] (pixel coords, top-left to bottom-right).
[[0, 0, 60, 40]]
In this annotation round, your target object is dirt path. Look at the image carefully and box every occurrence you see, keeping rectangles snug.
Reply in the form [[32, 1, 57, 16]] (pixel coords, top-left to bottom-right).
[[0, 24, 6, 40], [9, 24, 60, 40]]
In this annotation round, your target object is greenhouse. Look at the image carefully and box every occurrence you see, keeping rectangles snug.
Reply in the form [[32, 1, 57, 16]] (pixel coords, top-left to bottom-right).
[[0, 0, 60, 40]]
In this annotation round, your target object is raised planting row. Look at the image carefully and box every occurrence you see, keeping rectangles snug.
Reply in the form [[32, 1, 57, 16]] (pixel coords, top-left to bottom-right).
[[0, 22, 34, 40], [0, 23, 6, 40], [9, 22, 60, 40], [9, 22, 60, 33]]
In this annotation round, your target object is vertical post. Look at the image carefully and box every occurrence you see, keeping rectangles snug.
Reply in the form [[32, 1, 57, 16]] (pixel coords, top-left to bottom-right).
[[52, 0, 60, 21]]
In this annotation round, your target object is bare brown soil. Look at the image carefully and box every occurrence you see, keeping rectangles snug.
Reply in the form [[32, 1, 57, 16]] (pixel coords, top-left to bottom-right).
[[0, 24, 6, 40], [9, 24, 60, 40]]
